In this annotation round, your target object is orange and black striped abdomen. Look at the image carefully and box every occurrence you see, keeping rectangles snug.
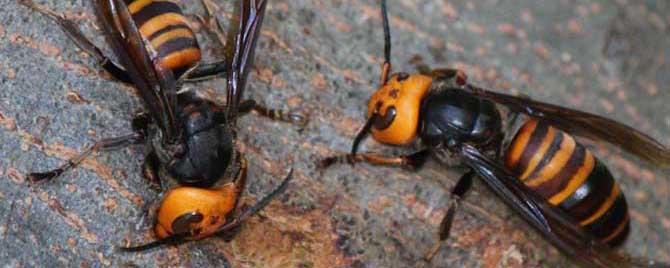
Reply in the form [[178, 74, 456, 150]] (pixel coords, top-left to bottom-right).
[[504, 119, 630, 246], [127, 0, 201, 77]]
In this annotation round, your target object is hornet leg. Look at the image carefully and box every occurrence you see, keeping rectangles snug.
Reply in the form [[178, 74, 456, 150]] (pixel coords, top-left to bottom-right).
[[28, 133, 144, 183], [238, 99, 309, 129], [318, 150, 431, 170], [424, 170, 474, 261]]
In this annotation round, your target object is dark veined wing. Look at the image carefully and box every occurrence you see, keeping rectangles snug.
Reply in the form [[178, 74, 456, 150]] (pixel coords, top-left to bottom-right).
[[464, 85, 670, 167], [226, 0, 268, 124], [95, 0, 179, 141], [459, 144, 666, 268]]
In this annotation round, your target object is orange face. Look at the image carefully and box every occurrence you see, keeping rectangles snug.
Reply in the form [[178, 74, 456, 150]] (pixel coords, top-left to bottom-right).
[[155, 184, 239, 240], [367, 73, 433, 145]]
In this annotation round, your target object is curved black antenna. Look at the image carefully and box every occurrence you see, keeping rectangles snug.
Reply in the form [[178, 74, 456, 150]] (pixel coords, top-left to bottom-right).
[[381, 0, 391, 65], [214, 168, 294, 234], [119, 233, 189, 252], [351, 1, 391, 159], [350, 114, 378, 157], [231, 168, 293, 222], [379, 0, 392, 85]]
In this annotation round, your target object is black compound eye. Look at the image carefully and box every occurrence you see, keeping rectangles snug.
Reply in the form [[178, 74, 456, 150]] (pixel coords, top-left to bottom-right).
[[374, 106, 397, 130], [171, 211, 204, 235]]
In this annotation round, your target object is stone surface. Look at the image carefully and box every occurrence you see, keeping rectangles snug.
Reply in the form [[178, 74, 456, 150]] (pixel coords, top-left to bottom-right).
[[1, 0, 669, 267]]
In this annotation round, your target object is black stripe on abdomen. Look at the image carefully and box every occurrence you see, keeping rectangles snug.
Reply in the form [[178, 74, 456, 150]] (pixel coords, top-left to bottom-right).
[[155, 37, 199, 59], [531, 144, 586, 199], [513, 122, 550, 175], [583, 194, 629, 245], [558, 160, 616, 221], [131, 1, 183, 28], [147, 24, 193, 41], [526, 130, 564, 180]]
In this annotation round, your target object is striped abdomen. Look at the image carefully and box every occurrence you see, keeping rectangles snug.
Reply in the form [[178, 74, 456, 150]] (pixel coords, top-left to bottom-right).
[[127, 0, 201, 77], [504, 119, 630, 246]]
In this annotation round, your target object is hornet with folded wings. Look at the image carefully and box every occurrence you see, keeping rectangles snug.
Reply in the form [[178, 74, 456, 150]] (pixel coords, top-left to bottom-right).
[[21, 0, 306, 252]]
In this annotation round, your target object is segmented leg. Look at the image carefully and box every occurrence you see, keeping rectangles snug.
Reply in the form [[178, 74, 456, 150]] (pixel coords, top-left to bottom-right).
[[424, 170, 475, 261], [406, 54, 467, 86], [238, 99, 309, 129], [181, 60, 228, 82], [141, 152, 163, 191], [198, 0, 227, 46], [28, 133, 144, 182], [318, 150, 431, 170], [408, 55, 433, 75], [230, 152, 248, 211]]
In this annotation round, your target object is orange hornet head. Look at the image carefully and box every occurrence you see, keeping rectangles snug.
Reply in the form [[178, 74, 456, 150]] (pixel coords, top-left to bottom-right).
[[154, 184, 239, 240], [351, 73, 433, 154]]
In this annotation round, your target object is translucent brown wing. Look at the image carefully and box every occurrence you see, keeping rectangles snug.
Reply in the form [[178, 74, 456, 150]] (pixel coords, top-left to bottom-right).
[[95, 0, 179, 141], [464, 84, 670, 167], [226, 0, 268, 124], [459, 144, 665, 268]]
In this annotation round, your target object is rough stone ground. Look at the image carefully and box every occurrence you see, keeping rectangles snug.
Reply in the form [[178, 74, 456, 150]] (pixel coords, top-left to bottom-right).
[[1, 0, 669, 267]]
